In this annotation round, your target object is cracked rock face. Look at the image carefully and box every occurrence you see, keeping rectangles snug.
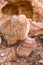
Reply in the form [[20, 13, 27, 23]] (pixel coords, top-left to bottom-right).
[[0, 15, 30, 45]]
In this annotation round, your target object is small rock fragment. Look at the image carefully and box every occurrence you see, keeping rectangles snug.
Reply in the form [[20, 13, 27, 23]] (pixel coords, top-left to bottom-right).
[[0, 47, 15, 63], [16, 37, 37, 57], [39, 60, 43, 64]]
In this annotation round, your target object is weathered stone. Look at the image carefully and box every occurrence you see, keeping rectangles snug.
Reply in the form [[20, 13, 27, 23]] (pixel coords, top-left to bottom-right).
[[16, 37, 37, 57], [0, 15, 30, 45]]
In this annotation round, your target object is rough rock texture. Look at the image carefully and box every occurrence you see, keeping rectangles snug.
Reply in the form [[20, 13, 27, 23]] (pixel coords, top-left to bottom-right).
[[2, 1, 33, 19], [2, 0, 43, 37], [1, 0, 43, 20], [0, 0, 43, 65], [0, 47, 15, 63], [0, 36, 43, 65], [32, 0, 43, 21], [0, 15, 30, 45], [5, 0, 43, 20], [29, 21, 43, 36]]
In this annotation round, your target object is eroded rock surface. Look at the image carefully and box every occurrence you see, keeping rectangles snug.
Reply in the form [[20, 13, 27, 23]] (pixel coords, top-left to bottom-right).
[[0, 15, 30, 45]]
